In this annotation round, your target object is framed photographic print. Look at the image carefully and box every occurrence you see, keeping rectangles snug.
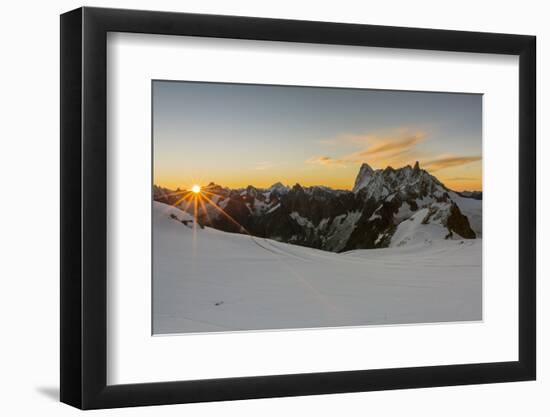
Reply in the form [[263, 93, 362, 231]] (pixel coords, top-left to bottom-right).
[[60, 7, 536, 409]]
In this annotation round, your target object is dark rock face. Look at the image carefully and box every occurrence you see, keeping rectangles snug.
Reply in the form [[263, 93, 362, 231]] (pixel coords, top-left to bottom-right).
[[153, 185, 185, 206], [154, 162, 480, 252], [445, 202, 477, 239]]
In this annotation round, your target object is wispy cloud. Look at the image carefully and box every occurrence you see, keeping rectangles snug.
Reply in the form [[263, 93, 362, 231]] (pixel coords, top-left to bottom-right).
[[305, 156, 347, 167], [308, 128, 482, 183], [356, 135, 424, 157], [423, 156, 481, 172], [309, 128, 427, 167]]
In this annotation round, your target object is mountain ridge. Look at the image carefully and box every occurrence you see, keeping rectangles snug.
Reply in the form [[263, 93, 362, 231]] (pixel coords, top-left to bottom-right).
[[154, 162, 482, 252]]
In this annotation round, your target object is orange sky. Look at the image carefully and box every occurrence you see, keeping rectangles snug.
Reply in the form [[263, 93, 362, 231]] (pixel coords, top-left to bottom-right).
[[155, 157, 482, 192]]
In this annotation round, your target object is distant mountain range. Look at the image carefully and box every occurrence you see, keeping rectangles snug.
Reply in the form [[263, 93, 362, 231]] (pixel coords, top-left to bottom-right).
[[154, 162, 482, 252]]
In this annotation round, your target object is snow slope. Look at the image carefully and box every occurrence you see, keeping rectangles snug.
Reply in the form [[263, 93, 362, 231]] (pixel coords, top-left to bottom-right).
[[153, 202, 482, 334], [390, 208, 448, 247]]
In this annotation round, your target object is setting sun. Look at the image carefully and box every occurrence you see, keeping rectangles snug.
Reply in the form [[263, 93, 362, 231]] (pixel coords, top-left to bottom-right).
[[191, 184, 201, 194]]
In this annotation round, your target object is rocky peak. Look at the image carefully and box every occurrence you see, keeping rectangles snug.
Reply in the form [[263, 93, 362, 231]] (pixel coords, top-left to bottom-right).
[[246, 185, 258, 196], [291, 183, 305, 193], [359, 162, 374, 173], [353, 163, 375, 192], [352, 161, 446, 200], [269, 182, 288, 193], [205, 182, 224, 191]]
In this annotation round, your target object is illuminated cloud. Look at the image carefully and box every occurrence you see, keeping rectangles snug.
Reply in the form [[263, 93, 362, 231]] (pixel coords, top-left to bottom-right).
[[308, 128, 481, 191], [423, 156, 481, 172], [305, 155, 347, 167], [357, 134, 424, 157], [311, 128, 427, 167]]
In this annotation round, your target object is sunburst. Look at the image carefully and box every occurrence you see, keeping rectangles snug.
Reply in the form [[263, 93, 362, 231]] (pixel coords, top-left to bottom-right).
[[169, 184, 247, 234]]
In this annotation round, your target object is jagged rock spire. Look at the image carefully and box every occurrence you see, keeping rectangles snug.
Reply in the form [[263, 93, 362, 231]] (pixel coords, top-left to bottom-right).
[[413, 161, 420, 171], [359, 162, 374, 173], [292, 183, 304, 192], [353, 163, 375, 192], [270, 181, 285, 189]]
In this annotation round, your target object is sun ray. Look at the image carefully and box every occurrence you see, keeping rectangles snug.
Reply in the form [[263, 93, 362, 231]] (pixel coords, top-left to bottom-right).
[[175, 192, 195, 213], [200, 190, 229, 207], [192, 195, 198, 255], [193, 195, 198, 221], [201, 190, 231, 209], [201, 188, 222, 194], [171, 190, 193, 207], [201, 193, 248, 234], [197, 194, 213, 225], [160, 189, 188, 198], [201, 189, 224, 200]]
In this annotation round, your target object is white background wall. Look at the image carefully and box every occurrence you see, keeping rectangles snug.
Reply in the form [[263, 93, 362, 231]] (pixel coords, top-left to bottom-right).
[[0, 0, 545, 415]]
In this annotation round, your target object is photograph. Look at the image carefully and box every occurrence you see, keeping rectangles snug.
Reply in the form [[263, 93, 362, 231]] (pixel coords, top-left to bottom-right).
[[152, 81, 483, 335], [53, 4, 539, 412]]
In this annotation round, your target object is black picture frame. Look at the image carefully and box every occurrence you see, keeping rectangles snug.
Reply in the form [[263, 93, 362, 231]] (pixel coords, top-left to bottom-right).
[[60, 6, 536, 410]]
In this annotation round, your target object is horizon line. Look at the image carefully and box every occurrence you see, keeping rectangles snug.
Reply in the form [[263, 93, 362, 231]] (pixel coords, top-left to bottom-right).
[[153, 180, 483, 194], [154, 160, 482, 193]]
